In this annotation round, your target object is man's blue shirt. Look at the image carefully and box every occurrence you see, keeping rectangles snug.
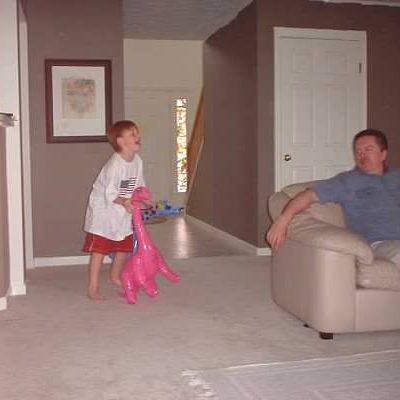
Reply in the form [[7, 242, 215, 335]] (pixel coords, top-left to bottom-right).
[[314, 167, 400, 242]]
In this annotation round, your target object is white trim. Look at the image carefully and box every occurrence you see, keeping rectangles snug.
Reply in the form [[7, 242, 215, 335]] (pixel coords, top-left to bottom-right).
[[311, 0, 400, 7], [0, 296, 7, 311], [360, 32, 368, 137], [274, 27, 367, 41], [274, 29, 282, 192], [19, 2, 34, 270], [273, 27, 367, 191], [1, 0, 26, 296], [34, 256, 90, 267], [10, 282, 26, 296], [33, 246, 271, 267], [0, 113, 16, 127], [34, 254, 113, 268], [185, 215, 270, 256], [32, 221, 272, 267]]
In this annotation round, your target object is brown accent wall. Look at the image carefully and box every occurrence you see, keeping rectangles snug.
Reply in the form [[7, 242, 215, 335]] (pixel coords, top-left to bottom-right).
[[187, 2, 258, 244], [0, 128, 10, 297], [191, 0, 400, 247], [257, 0, 400, 246], [26, 0, 124, 257]]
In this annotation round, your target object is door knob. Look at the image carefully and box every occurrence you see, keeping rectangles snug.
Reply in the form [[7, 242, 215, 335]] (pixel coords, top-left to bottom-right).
[[283, 154, 292, 162]]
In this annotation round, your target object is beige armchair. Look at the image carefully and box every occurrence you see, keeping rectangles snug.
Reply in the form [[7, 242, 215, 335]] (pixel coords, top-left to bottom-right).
[[269, 182, 400, 339]]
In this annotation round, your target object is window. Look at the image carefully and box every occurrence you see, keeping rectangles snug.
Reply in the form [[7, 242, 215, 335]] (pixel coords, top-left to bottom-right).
[[176, 98, 188, 193]]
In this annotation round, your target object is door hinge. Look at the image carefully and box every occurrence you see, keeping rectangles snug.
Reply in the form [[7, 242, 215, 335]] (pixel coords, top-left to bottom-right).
[[359, 63, 362, 74]]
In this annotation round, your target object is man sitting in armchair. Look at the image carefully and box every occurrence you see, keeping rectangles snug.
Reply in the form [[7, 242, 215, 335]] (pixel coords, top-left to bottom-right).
[[267, 129, 400, 267]]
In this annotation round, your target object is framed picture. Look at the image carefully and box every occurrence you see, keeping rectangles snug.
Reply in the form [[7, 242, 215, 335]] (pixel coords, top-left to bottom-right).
[[45, 59, 112, 143]]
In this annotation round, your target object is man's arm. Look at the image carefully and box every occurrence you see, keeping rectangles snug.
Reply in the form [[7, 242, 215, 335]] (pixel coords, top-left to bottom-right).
[[266, 189, 319, 249]]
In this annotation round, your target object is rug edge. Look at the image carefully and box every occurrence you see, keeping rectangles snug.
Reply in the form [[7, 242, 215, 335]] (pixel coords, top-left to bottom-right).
[[182, 369, 219, 400]]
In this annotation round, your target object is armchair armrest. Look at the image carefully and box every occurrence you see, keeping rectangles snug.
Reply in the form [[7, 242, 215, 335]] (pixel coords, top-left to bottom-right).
[[287, 216, 373, 264], [272, 239, 357, 333]]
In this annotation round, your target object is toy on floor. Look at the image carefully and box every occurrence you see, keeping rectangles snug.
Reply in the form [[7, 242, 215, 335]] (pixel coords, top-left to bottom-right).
[[120, 187, 180, 304], [141, 200, 184, 222]]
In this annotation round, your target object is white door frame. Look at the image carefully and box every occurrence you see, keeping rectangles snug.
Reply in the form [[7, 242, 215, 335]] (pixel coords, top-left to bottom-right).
[[0, 0, 26, 298], [274, 27, 367, 191], [19, 1, 34, 271]]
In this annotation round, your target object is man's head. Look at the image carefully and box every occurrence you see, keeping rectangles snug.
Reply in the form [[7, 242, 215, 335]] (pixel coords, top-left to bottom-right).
[[353, 129, 388, 175]]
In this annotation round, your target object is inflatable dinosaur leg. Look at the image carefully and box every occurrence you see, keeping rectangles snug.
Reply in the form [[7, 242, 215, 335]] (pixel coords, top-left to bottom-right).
[[156, 251, 180, 283], [143, 277, 159, 298], [125, 285, 138, 304], [120, 265, 139, 304]]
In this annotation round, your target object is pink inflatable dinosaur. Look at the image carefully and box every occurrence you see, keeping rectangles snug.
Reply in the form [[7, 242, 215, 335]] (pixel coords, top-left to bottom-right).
[[120, 186, 180, 304]]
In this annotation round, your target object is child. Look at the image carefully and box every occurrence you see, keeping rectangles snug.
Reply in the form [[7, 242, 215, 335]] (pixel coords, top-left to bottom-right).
[[83, 120, 146, 300]]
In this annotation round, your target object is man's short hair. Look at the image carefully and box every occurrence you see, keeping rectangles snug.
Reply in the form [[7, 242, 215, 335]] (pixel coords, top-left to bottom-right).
[[353, 129, 388, 151]]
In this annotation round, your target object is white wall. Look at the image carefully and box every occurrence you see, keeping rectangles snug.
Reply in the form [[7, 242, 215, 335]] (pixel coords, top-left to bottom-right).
[[124, 39, 203, 133], [124, 39, 203, 90], [0, 0, 26, 300], [123, 39, 203, 204]]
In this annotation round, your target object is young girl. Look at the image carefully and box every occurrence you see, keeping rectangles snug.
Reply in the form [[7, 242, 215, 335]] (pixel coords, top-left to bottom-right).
[[83, 120, 146, 300]]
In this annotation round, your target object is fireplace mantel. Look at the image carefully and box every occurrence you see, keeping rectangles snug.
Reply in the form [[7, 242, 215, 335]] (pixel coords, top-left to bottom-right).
[[0, 112, 16, 128]]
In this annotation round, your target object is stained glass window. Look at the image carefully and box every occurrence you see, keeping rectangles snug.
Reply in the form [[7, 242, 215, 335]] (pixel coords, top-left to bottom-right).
[[176, 98, 188, 193]]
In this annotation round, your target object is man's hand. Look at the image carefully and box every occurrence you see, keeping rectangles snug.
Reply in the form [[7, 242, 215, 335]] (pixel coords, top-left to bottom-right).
[[265, 189, 318, 250], [266, 216, 290, 250]]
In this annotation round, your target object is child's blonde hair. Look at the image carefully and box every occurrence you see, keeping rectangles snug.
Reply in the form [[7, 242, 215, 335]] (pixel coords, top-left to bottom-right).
[[107, 120, 139, 152]]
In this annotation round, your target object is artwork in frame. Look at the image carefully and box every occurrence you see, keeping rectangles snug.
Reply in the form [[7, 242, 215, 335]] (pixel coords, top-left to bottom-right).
[[45, 59, 112, 143]]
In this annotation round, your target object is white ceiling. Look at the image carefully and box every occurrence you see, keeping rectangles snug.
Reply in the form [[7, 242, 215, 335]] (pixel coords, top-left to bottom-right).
[[123, 0, 400, 41], [123, 0, 253, 40]]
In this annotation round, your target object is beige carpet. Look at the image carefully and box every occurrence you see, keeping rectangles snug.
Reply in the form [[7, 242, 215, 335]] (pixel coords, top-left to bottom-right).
[[183, 350, 400, 399], [1, 256, 400, 400]]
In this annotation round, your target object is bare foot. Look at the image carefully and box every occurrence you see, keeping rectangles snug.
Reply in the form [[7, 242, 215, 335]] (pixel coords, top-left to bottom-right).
[[110, 275, 122, 288], [87, 287, 106, 301]]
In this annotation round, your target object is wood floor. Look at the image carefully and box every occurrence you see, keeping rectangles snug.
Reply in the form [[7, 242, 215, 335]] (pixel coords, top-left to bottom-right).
[[147, 215, 253, 259]]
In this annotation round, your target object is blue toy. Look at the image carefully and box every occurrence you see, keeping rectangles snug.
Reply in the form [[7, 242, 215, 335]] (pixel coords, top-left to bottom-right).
[[141, 200, 184, 223]]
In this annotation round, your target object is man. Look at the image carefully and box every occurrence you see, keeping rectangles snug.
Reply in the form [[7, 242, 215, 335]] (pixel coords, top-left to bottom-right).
[[266, 129, 400, 266]]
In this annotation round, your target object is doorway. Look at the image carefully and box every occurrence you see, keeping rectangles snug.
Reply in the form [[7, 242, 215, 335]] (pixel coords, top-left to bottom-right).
[[125, 87, 196, 207], [274, 28, 367, 190]]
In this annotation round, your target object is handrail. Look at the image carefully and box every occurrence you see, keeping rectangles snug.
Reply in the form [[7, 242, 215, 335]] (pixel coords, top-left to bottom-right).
[[186, 90, 204, 203], [0, 112, 17, 128]]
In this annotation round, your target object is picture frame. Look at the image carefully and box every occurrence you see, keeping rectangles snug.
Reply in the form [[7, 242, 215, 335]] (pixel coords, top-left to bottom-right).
[[45, 59, 112, 143]]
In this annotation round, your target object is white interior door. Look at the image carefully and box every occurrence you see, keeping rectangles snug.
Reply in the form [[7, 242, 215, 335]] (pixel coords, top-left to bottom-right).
[[274, 28, 367, 189], [125, 88, 193, 206]]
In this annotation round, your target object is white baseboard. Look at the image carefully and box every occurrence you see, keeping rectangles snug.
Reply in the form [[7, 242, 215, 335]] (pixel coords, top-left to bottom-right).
[[0, 285, 24, 311], [32, 219, 271, 268], [10, 282, 26, 296], [0, 296, 7, 311], [34, 255, 90, 267], [185, 215, 271, 256], [34, 255, 112, 268]]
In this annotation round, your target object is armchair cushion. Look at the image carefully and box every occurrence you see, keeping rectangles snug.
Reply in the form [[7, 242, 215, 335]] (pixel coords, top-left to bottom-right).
[[300, 201, 345, 228], [270, 181, 346, 227], [287, 215, 373, 264], [358, 258, 400, 291]]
